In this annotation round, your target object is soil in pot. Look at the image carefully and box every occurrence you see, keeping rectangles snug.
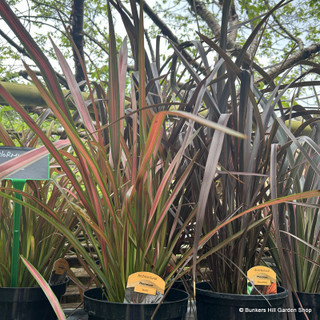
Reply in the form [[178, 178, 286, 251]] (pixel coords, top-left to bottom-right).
[[0, 278, 68, 320], [196, 282, 288, 320], [84, 288, 189, 320], [292, 292, 320, 320]]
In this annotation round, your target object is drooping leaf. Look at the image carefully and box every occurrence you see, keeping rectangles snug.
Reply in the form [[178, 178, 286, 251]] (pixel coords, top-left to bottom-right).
[[21, 256, 66, 320]]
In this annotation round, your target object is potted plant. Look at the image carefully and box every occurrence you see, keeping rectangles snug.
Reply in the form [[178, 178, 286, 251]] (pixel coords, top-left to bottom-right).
[[0, 119, 74, 319], [0, 172, 73, 319], [0, 0, 250, 319], [155, 0, 320, 319], [268, 123, 320, 320]]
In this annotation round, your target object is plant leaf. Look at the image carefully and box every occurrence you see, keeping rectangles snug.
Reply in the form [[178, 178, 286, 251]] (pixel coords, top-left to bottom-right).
[[192, 114, 230, 289], [20, 256, 66, 320], [50, 39, 97, 140]]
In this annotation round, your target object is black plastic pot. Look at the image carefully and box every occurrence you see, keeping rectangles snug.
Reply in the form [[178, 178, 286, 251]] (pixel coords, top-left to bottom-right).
[[293, 292, 320, 320], [84, 288, 189, 320], [0, 279, 68, 320], [196, 282, 288, 320], [172, 275, 192, 292]]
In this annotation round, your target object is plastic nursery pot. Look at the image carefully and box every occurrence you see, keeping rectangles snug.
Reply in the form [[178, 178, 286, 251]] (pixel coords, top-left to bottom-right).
[[292, 292, 320, 320], [171, 275, 192, 292], [196, 282, 288, 320], [84, 288, 189, 320], [0, 278, 68, 320]]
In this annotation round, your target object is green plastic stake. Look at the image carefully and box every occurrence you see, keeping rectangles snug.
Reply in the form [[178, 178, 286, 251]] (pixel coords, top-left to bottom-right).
[[10, 179, 26, 287]]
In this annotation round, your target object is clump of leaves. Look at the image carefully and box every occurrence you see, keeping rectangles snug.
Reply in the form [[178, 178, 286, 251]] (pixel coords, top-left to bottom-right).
[[0, 0, 245, 301]]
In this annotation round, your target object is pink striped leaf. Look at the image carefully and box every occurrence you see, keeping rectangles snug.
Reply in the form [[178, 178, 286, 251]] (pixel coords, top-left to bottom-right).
[[51, 39, 97, 140], [20, 256, 66, 320]]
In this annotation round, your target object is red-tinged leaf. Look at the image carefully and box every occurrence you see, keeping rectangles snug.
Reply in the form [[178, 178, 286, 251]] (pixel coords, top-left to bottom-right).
[[107, 0, 121, 167], [120, 135, 132, 180], [50, 39, 97, 140], [132, 112, 165, 193], [145, 157, 195, 254], [20, 256, 66, 320], [59, 150, 81, 168], [118, 37, 128, 133], [58, 16, 103, 145], [131, 77, 138, 184], [0, 1, 71, 120], [0, 140, 70, 181], [192, 114, 230, 282], [73, 209, 114, 252]]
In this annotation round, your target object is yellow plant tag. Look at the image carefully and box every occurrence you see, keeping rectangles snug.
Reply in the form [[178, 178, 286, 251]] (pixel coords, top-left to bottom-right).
[[247, 266, 277, 295], [126, 272, 165, 295]]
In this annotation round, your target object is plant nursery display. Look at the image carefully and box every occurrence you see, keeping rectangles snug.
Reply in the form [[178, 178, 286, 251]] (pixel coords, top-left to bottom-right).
[[1, 0, 320, 319], [0, 0, 248, 318]]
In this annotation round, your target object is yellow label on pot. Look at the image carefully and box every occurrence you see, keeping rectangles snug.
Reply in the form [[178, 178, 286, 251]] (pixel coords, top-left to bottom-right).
[[248, 266, 276, 285], [127, 272, 165, 295], [247, 266, 277, 295]]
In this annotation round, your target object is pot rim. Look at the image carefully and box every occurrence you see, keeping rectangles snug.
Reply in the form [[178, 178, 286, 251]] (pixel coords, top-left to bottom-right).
[[84, 287, 189, 306], [196, 282, 288, 301]]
